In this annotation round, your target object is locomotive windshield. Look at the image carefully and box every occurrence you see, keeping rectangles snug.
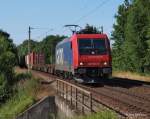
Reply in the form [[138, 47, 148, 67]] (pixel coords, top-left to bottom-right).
[[78, 39, 107, 55]]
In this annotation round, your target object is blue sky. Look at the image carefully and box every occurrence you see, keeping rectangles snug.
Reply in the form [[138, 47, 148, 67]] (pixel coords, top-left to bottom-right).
[[0, 0, 123, 45]]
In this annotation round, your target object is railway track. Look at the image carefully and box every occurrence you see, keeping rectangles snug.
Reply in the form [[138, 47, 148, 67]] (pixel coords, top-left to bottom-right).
[[104, 85, 150, 102], [31, 70, 150, 118], [68, 79, 150, 118], [92, 87, 150, 115]]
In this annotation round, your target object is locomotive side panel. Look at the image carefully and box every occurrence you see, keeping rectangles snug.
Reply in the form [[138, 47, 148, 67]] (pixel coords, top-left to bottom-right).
[[55, 39, 73, 73]]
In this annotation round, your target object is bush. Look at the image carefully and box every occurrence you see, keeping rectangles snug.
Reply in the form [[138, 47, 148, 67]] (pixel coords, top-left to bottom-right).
[[15, 71, 32, 81], [0, 74, 12, 104], [0, 77, 39, 119], [73, 110, 118, 119], [0, 30, 17, 103]]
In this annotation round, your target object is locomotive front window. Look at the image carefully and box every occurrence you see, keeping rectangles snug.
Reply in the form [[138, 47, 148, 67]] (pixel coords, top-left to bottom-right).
[[78, 39, 107, 55], [78, 39, 92, 49]]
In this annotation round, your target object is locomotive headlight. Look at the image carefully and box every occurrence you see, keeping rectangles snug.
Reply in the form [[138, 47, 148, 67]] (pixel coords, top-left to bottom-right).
[[80, 62, 83, 66], [103, 62, 108, 66]]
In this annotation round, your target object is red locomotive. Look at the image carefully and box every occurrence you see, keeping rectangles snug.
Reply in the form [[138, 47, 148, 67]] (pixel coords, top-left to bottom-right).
[[55, 33, 112, 83]]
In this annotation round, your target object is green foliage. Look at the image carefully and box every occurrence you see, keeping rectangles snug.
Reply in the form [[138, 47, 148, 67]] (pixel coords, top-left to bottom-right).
[[0, 52, 16, 80], [0, 77, 39, 119], [78, 24, 101, 34], [0, 30, 17, 102], [17, 35, 66, 65], [15, 71, 32, 81], [40, 35, 66, 64], [17, 40, 38, 57], [71, 110, 117, 119], [0, 31, 17, 55], [0, 74, 10, 103], [17, 40, 38, 67], [112, 0, 150, 73], [111, 0, 131, 71]]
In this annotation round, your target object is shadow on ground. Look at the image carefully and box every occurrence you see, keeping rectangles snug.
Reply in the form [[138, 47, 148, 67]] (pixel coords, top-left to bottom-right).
[[84, 77, 150, 89]]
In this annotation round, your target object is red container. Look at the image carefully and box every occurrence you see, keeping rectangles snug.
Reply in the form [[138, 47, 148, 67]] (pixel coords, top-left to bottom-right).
[[25, 52, 45, 67], [38, 53, 45, 64]]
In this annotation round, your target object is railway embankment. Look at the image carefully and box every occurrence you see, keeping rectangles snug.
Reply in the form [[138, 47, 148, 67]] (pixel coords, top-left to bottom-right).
[[12, 67, 150, 119], [11, 68, 118, 119]]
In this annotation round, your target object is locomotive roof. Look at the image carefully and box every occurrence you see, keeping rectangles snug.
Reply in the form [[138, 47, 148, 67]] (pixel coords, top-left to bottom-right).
[[75, 33, 108, 38], [56, 33, 108, 46]]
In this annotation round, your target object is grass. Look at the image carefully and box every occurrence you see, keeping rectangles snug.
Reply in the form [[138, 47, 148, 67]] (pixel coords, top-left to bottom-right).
[[15, 71, 32, 81], [72, 110, 118, 119], [0, 74, 39, 119], [113, 71, 150, 82]]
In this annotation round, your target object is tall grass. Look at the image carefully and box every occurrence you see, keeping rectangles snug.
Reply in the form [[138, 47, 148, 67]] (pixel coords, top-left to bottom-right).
[[0, 75, 39, 119], [72, 110, 118, 119], [15, 71, 32, 81]]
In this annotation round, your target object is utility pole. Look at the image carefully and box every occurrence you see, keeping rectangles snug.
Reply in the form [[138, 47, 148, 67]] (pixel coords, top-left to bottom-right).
[[101, 26, 103, 34], [51, 44, 53, 64], [28, 26, 31, 54], [28, 26, 31, 72]]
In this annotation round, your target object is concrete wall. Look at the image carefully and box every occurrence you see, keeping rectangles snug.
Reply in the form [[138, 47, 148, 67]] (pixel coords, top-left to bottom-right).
[[16, 95, 77, 119], [55, 96, 76, 119], [16, 96, 56, 119]]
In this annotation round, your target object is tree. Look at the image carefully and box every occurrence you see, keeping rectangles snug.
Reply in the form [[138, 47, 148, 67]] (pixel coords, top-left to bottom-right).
[[124, 0, 150, 72], [17, 40, 38, 56], [0, 73, 10, 103], [111, 0, 131, 70], [17, 40, 38, 67], [112, 0, 150, 73], [38, 35, 66, 64], [78, 24, 101, 34], [0, 30, 17, 102]]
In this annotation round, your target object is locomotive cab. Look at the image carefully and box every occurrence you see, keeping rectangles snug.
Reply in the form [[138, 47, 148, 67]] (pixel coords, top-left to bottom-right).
[[72, 34, 112, 82]]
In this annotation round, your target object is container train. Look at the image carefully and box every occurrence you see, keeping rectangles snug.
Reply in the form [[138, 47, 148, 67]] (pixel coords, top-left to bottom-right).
[[25, 33, 112, 83]]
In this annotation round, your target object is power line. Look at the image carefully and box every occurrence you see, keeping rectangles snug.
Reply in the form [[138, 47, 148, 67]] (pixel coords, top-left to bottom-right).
[[30, 27, 51, 30], [34, 28, 53, 40], [59, 0, 111, 35], [74, 0, 110, 24]]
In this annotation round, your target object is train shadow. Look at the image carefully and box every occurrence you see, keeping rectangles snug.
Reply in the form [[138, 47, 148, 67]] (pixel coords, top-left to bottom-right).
[[84, 77, 150, 89], [84, 83, 104, 88]]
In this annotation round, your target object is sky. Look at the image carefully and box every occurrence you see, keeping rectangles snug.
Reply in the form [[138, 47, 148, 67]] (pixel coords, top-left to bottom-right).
[[0, 0, 124, 45]]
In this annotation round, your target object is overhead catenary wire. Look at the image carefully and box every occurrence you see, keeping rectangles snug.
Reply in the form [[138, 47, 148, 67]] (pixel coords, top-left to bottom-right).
[[33, 0, 111, 39], [51, 0, 111, 36], [34, 28, 53, 40], [74, 0, 111, 24]]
